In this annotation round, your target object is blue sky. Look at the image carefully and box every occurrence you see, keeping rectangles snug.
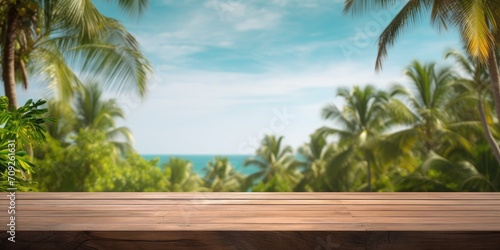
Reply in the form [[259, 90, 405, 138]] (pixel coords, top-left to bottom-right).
[[18, 0, 461, 154]]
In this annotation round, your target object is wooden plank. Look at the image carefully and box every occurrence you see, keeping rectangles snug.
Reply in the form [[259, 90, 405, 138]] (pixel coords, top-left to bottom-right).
[[1, 192, 499, 249], [3, 210, 498, 218], [1, 199, 347, 205], [5, 223, 368, 231], [367, 231, 500, 250], [0, 231, 368, 250], [9, 204, 499, 212], [3, 216, 497, 225], [2, 231, 499, 250], [342, 205, 500, 211], [362, 223, 500, 231], [350, 210, 500, 217], [1, 192, 499, 233], [2, 204, 347, 211], [339, 199, 500, 205], [0, 216, 363, 224], [4, 198, 500, 205], [1, 210, 496, 218], [0, 210, 353, 217], [4, 192, 500, 200]]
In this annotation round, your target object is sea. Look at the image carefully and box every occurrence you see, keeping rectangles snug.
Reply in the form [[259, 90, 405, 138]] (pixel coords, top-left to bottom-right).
[[141, 154, 259, 176]]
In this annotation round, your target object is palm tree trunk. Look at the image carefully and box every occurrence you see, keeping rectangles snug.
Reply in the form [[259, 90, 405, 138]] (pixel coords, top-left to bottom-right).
[[20, 59, 29, 89], [478, 100, 500, 165], [488, 47, 500, 124], [2, 5, 19, 108]]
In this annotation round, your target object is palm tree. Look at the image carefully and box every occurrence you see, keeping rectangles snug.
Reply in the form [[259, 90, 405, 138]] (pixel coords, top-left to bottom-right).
[[74, 82, 134, 155], [1, 0, 151, 107], [320, 85, 389, 191], [387, 61, 473, 158], [326, 145, 368, 191], [397, 145, 500, 192], [445, 49, 500, 165], [343, 1, 500, 130], [202, 157, 245, 191], [43, 99, 77, 143], [297, 131, 368, 191], [295, 131, 334, 191], [397, 152, 470, 192], [163, 158, 205, 192], [460, 144, 500, 191], [244, 135, 303, 190]]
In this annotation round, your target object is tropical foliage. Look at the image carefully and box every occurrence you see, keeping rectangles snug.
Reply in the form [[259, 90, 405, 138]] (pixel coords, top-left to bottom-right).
[[203, 157, 247, 191], [74, 82, 134, 155], [163, 158, 205, 192], [320, 85, 389, 191], [2, 1, 500, 193], [244, 135, 303, 191], [0, 0, 152, 107], [22, 52, 500, 192], [34, 129, 167, 191], [343, 0, 500, 166], [0, 96, 51, 191], [295, 131, 334, 192]]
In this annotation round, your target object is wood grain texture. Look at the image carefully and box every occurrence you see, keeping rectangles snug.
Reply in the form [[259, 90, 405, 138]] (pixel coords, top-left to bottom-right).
[[1, 231, 499, 250], [0, 231, 364, 250], [0, 192, 499, 249], [7, 192, 500, 199], [1, 192, 500, 231]]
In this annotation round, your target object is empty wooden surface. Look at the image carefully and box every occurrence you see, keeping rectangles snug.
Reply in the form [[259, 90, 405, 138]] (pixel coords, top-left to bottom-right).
[[1, 192, 499, 231], [1, 192, 500, 249], [2, 231, 500, 250]]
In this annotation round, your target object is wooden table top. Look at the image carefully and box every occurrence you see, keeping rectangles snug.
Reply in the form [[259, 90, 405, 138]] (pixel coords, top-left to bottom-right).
[[1, 192, 500, 231]]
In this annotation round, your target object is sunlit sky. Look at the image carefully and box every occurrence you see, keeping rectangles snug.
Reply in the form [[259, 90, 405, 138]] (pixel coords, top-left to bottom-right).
[[17, 0, 461, 154]]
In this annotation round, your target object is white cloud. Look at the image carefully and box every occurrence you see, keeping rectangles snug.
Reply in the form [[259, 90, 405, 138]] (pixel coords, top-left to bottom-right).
[[234, 11, 281, 31], [119, 60, 404, 124]]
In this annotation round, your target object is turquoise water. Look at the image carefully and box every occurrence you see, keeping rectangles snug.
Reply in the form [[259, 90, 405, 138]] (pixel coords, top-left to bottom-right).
[[141, 154, 259, 176]]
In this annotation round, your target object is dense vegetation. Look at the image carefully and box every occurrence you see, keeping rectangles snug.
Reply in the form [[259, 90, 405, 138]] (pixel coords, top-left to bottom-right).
[[0, 97, 51, 191], [20, 51, 499, 192], [1, 1, 500, 192]]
